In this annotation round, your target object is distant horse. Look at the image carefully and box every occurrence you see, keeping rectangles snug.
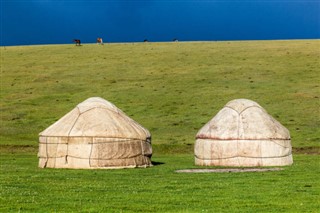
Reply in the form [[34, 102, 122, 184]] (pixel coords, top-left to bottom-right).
[[97, 37, 104, 45], [144, 39, 149, 42], [73, 39, 81, 46], [173, 38, 179, 42]]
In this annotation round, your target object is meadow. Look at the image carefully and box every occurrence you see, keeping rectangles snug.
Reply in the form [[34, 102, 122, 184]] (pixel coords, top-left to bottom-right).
[[1, 40, 319, 212]]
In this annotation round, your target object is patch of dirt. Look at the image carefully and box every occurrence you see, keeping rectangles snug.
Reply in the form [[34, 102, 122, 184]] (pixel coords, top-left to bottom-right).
[[175, 168, 284, 173], [0, 145, 38, 153], [293, 147, 320, 155]]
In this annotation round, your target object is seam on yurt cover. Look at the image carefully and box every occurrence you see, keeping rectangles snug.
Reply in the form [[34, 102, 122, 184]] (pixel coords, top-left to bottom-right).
[[67, 108, 81, 137], [224, 106, 241, 115], [65, 138, 69, 164], [112, 106, 150, 137], [78, 106, 123, 117], [140, 140, 146, 165], [118, 142, 128, 159], [44, 137, 48, 168], [39, 156, 64, 159], [238, 106, 262, 114], [54, 142, 58, 168], [268, 139, 292, 148], [259, 140, 263, 166], [62, 154, 145, 160], [39, 142, 68, 144], [90, 139, 147, 144], [41, 136, 149, 141], [195, 153, 292, 160], [196, 139, 291, 148], [126, 116, 150, 137], [236, 112, 241, 166], [225, 105, 262, 115], [40, 155, 145, 160], [133, 157, 137, 167], [224, 106, 262, 115], [91, 137, 148, 142], [120, 114, 145, 138], [130, 122, 144, 139], [195, 137, 291, 141], [89, 141, 94, 167]]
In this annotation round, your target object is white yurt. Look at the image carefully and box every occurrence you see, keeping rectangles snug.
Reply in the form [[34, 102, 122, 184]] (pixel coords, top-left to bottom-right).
[[195, 99, 293, 167], [38, 97, 152, 169]]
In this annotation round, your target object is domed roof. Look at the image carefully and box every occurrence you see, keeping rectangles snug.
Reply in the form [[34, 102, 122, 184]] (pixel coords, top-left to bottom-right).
[[40, 97, 150, 140], [196, 99, 290, 140]]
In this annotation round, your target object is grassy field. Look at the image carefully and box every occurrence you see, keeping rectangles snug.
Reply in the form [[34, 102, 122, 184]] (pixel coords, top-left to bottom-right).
[[1, 40, 319, 212], [1, 151, 319, 212]]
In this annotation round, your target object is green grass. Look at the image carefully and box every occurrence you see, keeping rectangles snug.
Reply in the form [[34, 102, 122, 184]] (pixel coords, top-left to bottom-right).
[[1, 40, 319, 212], [0, 149, 319, 212], [1, 40, 319, 148]]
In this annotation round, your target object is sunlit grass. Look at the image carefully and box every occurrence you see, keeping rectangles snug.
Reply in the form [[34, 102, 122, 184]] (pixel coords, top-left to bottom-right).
[[1, 40, 319, 148], [0, 150, 319, 212], [1, 40, 319, 212]]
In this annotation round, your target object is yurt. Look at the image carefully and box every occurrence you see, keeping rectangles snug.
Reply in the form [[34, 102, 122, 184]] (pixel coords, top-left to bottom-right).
[[38, 97, 152, 169], [195, 99, 293, 167]]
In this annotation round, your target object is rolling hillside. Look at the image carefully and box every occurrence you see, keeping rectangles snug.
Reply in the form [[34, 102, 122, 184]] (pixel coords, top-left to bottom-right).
[[1, 40, 319, 151], [1, 40, 319, 212]]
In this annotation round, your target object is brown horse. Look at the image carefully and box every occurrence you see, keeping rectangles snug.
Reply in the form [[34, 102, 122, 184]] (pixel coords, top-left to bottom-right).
[[97, 37, 104, 45], [73, 39, 81, 46]]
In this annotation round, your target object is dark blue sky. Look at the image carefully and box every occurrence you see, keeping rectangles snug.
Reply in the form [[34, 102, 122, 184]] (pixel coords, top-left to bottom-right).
[[1, 0, 320, 46]]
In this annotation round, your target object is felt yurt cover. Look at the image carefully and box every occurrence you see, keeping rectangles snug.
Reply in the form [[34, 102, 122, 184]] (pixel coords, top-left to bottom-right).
[[195, 99, 293, 167], [38, 97, 152, 169]]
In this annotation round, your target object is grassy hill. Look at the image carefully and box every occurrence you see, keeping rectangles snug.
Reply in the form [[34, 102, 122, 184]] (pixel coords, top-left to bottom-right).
[[1, 40, 319, 212], [1, 40, 319, 151]]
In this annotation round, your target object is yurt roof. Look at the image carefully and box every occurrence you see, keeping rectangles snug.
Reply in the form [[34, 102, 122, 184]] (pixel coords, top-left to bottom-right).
[[40, 97, 150, 140], [196, 99, 290, 140]]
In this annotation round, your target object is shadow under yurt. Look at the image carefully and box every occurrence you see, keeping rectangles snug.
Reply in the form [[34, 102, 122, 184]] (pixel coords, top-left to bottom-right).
[[38, 97, 152, 169], [195, 99, 293, 167]]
